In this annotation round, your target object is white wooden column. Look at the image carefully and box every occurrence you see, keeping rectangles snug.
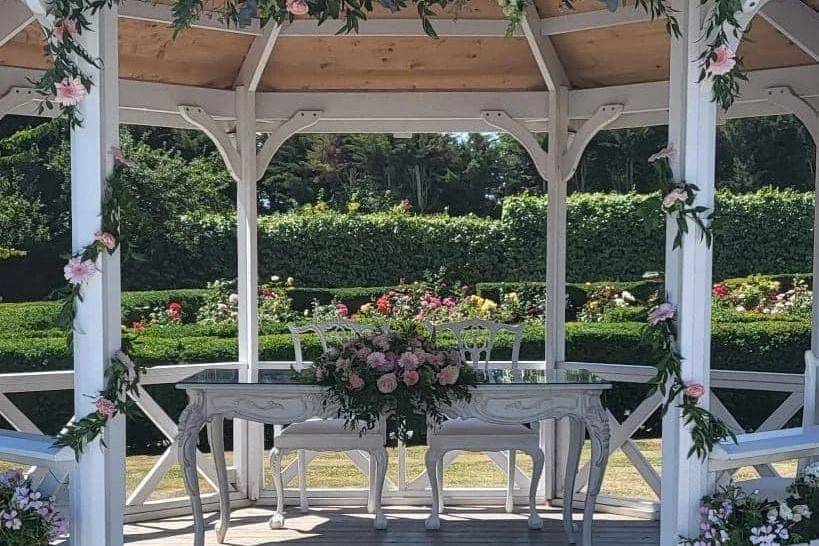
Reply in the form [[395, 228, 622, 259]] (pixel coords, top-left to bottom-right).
[[660, 0, 716, 541], [69, 4, 124, 545], [808, 112, 819, 428], [234, 86, 263, 499]]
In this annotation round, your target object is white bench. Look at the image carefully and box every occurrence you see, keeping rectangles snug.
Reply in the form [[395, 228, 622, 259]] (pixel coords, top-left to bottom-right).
[[0, 429, 74, 497], [709, 350, 819, 498]]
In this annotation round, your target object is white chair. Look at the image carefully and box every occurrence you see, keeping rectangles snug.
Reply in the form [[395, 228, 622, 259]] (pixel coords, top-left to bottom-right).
[[710, 350, 819, 499], [269, 319, 389, 530], [424, 319, 544, 530]]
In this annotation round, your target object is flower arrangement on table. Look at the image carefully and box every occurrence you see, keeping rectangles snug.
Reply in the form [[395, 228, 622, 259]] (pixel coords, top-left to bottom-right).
[[681, 462, 819, 545], [0, 470, 68, 545], [293, 327, 479, 441]]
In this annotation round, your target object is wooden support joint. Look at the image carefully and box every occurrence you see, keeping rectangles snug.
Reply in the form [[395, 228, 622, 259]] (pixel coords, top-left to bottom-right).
[[560, 103, 623, 182], [0, 87, 38, 120], [765, 87, 818, 144], [256, 110, 322, 180], [178, 105, 242, 181], [481, 110, 549, 180]]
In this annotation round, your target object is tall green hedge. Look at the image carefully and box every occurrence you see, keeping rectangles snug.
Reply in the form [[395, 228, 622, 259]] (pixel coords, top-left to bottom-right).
[[127, 188, 813, 290]]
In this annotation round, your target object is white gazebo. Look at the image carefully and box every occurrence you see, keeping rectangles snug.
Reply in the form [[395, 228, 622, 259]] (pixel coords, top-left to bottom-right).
[[0, 0, 817, 544]]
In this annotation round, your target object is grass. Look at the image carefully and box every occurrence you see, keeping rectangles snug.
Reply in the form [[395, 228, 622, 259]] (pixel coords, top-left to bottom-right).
[[110, 439, 797, 502]]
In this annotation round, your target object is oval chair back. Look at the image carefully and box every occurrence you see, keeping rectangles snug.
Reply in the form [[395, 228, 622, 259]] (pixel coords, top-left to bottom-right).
[[429, 319, 523, 376], [289, 319, 389, 370]]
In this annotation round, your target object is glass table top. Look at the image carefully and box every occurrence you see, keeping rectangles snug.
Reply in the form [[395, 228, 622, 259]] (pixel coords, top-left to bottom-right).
[[177, 368, 610, 387]]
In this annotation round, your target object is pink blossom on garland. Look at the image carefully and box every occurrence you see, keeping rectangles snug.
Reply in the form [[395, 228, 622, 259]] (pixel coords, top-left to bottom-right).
[[286, 0, 309, 15], [110, 146, 133, 168], [94, 397, 117, 418], [94, 231, 117, 251], [648, 302, 676, 325], [54, 77, 87, 107], [709, 45, 736, 76], [648, 144, 676, 164], [662, 188, 688, 209], [63, 257, 96, 285], [683, 383, 706, 399], [52, 19, 79, 43]]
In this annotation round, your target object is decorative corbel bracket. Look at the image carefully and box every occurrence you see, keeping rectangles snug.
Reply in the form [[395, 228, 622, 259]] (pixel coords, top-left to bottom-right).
[[178, 105, 242, 181], [256, 110, 321, 180], [560, 104, 623, 182], [481, 110, 549, 180], [766, 86, 818, 144], [22, 0, 52, 30], [0, 87, 38, 121]]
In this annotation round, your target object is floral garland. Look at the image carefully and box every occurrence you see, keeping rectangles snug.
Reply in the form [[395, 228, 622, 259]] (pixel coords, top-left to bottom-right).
[[52, 149, 145, 457]]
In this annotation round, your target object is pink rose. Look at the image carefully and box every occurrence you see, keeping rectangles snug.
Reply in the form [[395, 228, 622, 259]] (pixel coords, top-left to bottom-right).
[[371, 334, 390, 351], [442, 297, 456, 308], [403, 370, 420, 386], [683, 383, 705, 399], [662, 188, 688, 209], [648, 144, 676, 164], [54, 76, 87, 107], [398, 351, 420, 370], [95, 397, 117, 418], [377, 373, 398, 394], [367, 351, 388, 370], [336, 303, 349, 317], [437, 365, 460, 386], [63, 257, 96, 285], [709, 45, 736, 76], [53, 18, 78, 43], [315, 367, 325, 381], [648, 302, 676, 325], [357, 347, 372, 360], [336, 358, 349, 370], [286, 0, 309, 15], [348, 373, 364, 390], [94, 231, 117, 251]]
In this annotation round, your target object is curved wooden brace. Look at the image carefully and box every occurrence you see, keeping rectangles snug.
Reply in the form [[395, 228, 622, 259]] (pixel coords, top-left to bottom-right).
[[560, 103, 623, 182], [481, 110, 549, 180], [766, 86, 818, 144], [727, 0, 773, 51], [256, 110, 321, 180], [0, 87, 38, 120], [178, 105, 241, 181]]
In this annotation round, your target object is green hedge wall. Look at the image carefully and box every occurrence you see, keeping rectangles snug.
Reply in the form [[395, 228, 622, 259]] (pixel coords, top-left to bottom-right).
[[128, 188, 813, 290]]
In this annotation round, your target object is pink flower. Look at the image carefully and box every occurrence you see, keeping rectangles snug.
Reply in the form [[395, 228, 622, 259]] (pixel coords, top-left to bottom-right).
[[398, 351, 420, 370], [336, 358, 349, 370], [437, 364, 460, 386], [377, 373, 398, 394], [648, 144, 676, 164], [442, 297, 456, 308], [709, 45, 736, 76], [94, 231, 116, 251], [648, 302, 676, 325], [403, 370, 420, 387], [315, 367, 325, 381], [357, 347, 372, 360], [371, 334, 390, 351], [95, 397, 117, 418], [53, 18, 78, 43], [110, 147, 133, 168], [683, 383, 706, 399], [63, 257, 96, 285], [54, 77, 87, 107], [286, 0, 309, 15], [348, 373, 364, 390], [662, 188, 688, 209], [367, 351, 387, 369], [336, 303, 349, 317]]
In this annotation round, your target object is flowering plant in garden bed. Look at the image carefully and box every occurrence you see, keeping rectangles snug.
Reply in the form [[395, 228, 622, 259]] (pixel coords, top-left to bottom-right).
[[0, 470, 68, 545], [132, 300, 185, 330], [293, 325, 478, 441], [197, 276, 297, 325], [712, 276, 812, 318], [578, 284, 642, 323], [681, 463, 819, 545]]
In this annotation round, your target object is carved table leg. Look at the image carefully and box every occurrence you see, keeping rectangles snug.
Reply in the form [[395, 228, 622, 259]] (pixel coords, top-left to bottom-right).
[[424, 447, 441, 530], [372, 447, 388, 530], [582, 400, 611, 546], [207, 416, 229, 544], [177, 392, 207, 546], [525, 447, 544, 530], [269, 447, 285, 529], [563, 417, 584, 543]]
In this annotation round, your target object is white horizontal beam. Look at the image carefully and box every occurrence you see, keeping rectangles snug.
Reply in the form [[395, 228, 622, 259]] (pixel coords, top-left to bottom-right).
[[119, 0, 260, 35], [540, 5, 652, 35], [759, 0, 819, 61], [283, 18, 516, 37]]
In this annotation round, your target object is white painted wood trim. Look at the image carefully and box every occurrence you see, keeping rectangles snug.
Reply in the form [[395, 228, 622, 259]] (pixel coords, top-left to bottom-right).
[[178, 105, 241, 181], [255, 110, 322, 180], [560, 103, 623, 181], [765, 86, 818, 144], [481, 110, 549, 180], [0, 87, 37, 119], [759, 0, 819, 61], [0, 0, 34, 48], [235, 21, 285, 91], [520, 4, 568, 91]]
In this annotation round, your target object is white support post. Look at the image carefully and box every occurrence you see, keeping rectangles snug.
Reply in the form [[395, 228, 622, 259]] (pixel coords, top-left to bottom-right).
[[69, 3, 124, 546], [545, 85, 570, 502], [234, 86, 263, 500], [660, 0, 717, 541]]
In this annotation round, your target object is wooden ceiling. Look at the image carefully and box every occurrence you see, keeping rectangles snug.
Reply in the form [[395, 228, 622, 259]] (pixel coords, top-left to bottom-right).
[[0, 0, 815, 92]]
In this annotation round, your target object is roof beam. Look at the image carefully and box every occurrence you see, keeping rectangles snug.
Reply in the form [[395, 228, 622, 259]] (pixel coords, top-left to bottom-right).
[[234, 21, 284, 91], [520, 4, 569, 91], [759, 0, 819, 61], [0, 1, 35, 48], [540, 5, 651, 34], [119, 0, 260, 35]]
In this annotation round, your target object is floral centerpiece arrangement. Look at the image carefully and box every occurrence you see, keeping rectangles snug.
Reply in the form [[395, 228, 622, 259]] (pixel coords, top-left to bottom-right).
[[681, 463, 819, 545], [294, 325, 478, 440], [0, 470, 67, 546]]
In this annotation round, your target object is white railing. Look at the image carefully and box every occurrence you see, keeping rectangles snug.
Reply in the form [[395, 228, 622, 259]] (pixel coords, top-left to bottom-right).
[[0, 360, 806, 522]]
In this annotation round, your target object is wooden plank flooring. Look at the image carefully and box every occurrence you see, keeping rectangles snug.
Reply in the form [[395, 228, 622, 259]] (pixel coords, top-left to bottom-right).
[[124, 506, 659, 545]]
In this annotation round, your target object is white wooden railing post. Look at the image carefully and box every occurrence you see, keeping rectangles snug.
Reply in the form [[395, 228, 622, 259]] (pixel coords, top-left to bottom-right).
[[660, 0, 717, 541], [68, 2, 125, 545], [234, 86, 263, 500]]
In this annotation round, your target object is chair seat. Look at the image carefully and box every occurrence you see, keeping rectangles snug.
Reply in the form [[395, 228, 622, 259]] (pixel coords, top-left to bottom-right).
[[431, 419, 535, 437], [710, 426, 819, 471], [276, 419, 386, 450]]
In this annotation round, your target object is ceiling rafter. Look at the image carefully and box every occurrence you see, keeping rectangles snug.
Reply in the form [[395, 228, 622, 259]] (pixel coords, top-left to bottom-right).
[[759, 0, 819, 61], [234, 21, 285, 91], [1, 1, 35, 48], [520, 4, 569, 91]]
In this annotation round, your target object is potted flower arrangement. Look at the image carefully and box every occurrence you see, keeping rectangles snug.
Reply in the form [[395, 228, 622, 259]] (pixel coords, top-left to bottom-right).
[[295, 325, 478, 440], [0, 470, 67, 545]]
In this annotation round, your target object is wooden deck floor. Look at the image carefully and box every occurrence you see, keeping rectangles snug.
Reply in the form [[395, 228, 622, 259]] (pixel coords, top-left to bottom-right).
[[124, 506, 659, 545]]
